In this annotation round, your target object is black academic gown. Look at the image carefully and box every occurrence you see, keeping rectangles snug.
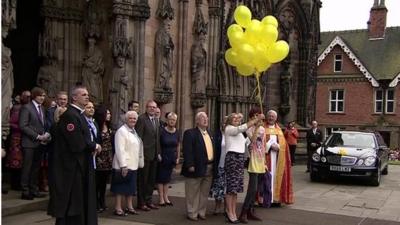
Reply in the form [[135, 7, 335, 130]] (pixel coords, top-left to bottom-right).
[[47, 105, 97, 225]]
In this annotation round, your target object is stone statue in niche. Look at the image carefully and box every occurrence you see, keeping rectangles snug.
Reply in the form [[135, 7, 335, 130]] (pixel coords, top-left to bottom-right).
[[2, 44, 14, 137], [190, 33, 207, 94], [279, 8, 295, 35], [155, 19, 174, 90], [37, 58, 58, 99], [110, 56, 129, 128], [82, 37, 105, 103]]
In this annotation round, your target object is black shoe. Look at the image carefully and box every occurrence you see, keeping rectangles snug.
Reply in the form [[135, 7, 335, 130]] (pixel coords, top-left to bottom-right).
[[270, 203, 281, 207], [21, 193, 34, 200], [165, 201, 173, 206], [31, 192, 46, 198]]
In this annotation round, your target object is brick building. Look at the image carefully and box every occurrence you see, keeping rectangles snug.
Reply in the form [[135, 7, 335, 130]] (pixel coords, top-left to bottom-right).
[[315, 0, 400, 148]]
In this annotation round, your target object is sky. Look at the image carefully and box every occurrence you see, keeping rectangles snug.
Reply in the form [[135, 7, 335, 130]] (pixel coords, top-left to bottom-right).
[[320, 0, 400, 31]]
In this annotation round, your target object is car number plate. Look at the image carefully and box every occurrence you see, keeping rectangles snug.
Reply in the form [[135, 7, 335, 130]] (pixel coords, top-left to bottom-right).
[[330, 165, 351, 172]]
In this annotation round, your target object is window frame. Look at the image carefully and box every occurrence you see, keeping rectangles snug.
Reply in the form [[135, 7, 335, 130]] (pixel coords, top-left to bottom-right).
[[374, 89, 396, 114], [385, 89, 395, 114], [374, 89, 384, 113], [334, 54, 343, 73], [329, 89, 345, 113]]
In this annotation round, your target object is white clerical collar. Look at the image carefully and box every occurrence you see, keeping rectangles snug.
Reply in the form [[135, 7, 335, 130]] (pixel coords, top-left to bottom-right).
[[71, 104, 85, 114]]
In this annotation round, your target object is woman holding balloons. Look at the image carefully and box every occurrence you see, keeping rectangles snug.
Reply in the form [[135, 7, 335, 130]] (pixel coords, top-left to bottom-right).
[[224, 112, 264, 223]]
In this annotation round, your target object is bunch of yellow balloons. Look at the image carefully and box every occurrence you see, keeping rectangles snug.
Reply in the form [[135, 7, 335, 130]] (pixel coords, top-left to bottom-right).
[[225, 5, 289, 76]]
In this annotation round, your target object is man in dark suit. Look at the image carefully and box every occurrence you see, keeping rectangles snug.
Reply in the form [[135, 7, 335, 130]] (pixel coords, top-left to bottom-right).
[[48, 86, 101, 225], [306, 120, 323, 172], [135, 100, 161, 211], [46, 91, 68, 193], [19, 87, 50, 200], [181, 112, 214, 221], [46, 91, 68, 127]]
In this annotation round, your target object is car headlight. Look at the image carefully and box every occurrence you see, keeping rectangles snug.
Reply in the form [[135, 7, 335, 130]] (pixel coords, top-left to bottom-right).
[[312, 153, 320, 162], [356, 159, 364, 166], [364, 156, 376, 166]]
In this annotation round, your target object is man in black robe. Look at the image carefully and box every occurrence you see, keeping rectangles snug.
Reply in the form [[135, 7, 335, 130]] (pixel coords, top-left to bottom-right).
[[48, 86, 101, 225]]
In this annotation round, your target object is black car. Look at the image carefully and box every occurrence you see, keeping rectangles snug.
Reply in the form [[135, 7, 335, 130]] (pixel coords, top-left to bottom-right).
[[310, 131, 389, 186]]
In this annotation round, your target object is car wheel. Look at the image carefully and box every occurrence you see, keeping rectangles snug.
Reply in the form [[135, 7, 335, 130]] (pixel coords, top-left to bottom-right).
[[370, 167, 381, 186], [382, 165, 388, 175]]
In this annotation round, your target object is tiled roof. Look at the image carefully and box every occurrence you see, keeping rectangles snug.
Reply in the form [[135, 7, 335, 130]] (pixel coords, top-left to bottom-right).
[[318, 27, 400, 82]]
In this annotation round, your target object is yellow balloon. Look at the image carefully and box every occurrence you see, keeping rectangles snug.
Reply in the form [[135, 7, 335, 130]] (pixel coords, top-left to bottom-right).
[[234, 5, 252, 28], [260, 24, 278, 47], [229, 30, 245, 49], [227, 24, 243, 40], [245, 19, 262, 42], [237, 43, 256, 65], [225, 48, 239, 66], [261, 15, 278, 28], [253, 43, 271, 72], [236, 64, 255, 76], [266, 40, 289, 63]]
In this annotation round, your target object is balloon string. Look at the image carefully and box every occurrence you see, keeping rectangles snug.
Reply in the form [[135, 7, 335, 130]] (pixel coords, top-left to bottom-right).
[[255, 71, 263, 115]]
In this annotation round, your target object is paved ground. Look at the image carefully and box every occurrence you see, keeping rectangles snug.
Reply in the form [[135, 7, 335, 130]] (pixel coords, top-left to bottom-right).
[[2, 164, 400, 225]]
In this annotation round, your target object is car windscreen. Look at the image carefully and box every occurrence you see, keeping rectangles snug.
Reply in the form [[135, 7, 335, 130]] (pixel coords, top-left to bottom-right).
[[325, 133, 376, 148]]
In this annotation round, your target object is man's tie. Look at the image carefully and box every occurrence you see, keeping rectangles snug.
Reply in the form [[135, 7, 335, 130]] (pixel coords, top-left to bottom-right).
[[151, 118, 156, 130], [37, 105, 44, 125], [88, 120, 97, 140]]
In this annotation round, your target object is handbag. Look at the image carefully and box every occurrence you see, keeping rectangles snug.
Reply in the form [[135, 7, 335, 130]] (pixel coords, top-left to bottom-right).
[[112, 169, 131, 184]]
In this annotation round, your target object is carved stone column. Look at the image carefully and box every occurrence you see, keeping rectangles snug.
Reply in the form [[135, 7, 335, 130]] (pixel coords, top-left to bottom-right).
[[279, 58, 291, 122], [37, 20, 59, 99], [131, 1, 150, 108], [206, 0, 221, 131], [190, 0, 208, 109], [111, 1, 133, 128], [1, 0, 16, 139], [40, 0, 84, 91], [81, 0, 105, 104], [154, 0, 175, 106]]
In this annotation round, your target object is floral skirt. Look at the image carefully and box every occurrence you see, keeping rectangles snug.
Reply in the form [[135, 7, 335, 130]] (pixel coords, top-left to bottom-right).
[[225, 152, 244, 194], [210, 167, 225, 200]]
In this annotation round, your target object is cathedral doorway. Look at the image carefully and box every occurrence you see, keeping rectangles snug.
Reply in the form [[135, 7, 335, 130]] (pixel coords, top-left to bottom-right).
[[5, 0, 43, 95]]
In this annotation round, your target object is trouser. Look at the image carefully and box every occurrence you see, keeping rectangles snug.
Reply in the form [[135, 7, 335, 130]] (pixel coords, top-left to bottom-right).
[[185, 164, 213, 218], [96, 170, 110, 208], [289, 145, 297, 164], [137, 159, 157, 206], [21, 147, 43, 194], [242, 172, 259, 210]]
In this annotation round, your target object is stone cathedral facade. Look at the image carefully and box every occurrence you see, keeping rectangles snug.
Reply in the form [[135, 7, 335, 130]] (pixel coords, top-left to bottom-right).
[[2, 0, 321, 134]]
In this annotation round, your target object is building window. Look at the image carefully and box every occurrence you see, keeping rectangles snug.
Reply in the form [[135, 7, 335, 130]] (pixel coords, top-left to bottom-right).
[[386, 89, 395, 113], [334, 54, 342, 72], [375, 89, 395, 113], [329, 89, 344, 113], [375, 90, 383, 113]]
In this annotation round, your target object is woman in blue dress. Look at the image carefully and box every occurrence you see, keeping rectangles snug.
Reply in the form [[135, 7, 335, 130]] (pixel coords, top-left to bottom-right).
[[156, 112, 180, 206]]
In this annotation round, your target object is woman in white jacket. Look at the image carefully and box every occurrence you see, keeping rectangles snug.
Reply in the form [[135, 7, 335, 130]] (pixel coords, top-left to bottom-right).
[[111, 111, 144, 216]]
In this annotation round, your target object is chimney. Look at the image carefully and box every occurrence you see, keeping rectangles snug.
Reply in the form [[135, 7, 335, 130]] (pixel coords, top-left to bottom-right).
[[367, 0, 387, 39]]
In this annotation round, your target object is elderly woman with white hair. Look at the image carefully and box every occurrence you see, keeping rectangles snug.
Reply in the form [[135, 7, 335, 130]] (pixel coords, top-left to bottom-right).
[[111, 111, 144, 216], [156, 112, 180, 206]]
